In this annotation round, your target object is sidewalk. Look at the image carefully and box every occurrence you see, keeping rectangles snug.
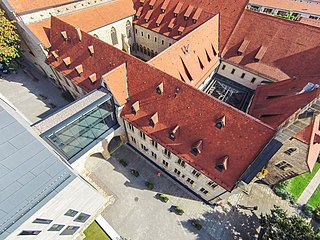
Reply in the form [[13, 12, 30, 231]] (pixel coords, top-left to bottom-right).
[[297, 168, 320, 205]]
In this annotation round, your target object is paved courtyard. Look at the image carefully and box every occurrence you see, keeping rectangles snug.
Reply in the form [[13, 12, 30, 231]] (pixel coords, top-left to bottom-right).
[[82, 145, 297, 240], [0, 62, 68, 124]]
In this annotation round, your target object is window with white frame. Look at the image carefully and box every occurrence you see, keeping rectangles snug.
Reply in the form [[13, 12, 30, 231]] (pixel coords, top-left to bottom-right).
[[200, 187, 209, 195], [191, 169, 201, 178], [128, 122, 134, 132], [151, 139, 158, 149], [174, 168, 181, 176], [140, 131, 146, 140], [163, 148, 171, 158], [131, 136, 136, 144], [207, 181, 218, 189], [151, 151, 157, 159], [186, 178, 194, 185], [177, 158, 186, 167], [162, 159, 169, 167], [141, 143, 148, 151]]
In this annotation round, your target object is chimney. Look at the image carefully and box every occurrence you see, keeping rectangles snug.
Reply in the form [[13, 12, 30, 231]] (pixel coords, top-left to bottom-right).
[[89, 73, 97, 84], [169, 125, 179, 141], [52, 50, 59, 60], [75, 64, 83, 76], [156, 82, 164, 94], [216, 155, 228, 171], [191, 140, 203, 156], [76, 28, 82, 41], [61, 31, 68, 41], [63, 57, 71, 67], [131, 101, 140, 115], [149, 112, 158, 127], [215, 116, 226, 129], [88, 45, 94, 56]]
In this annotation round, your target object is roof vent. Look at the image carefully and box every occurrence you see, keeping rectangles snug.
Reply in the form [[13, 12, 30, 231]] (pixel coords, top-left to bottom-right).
[[136, 7, 143, 19], [184, 5, 194, 20], [156, 14, 165, 27], [215, 116, 226, 129], [168, 18, 175, 31], [63, 57, 71, 67], [149, 112, 158, 127], [145, 10, 153, 22], [156, 82, 164, 94], [88, 45, 94, 56], [89, 73, 97, 84], [237, 39, 249, 55], [131, 101, 140, 115], [191, 140, 203, 156], [149, 0, 156, 9], [254, 46, 267, 62], [169, 125, 179, 141], [139, 0, 145, 6], [174, 2, 183, 17], [61, 31, 68, 41], [76, 28, 82, 41], [75, 64, 83, 76], [52, 50, 59, 60], [161, 0, 170, 13], [298, 82, 319, 94], [216, 155, 228, 172], [192, 8, 202, 23], [178, 26, 185, 35], [174, 87, 180, 98]]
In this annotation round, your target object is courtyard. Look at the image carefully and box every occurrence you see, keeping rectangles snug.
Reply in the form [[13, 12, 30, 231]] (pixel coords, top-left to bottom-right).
[[81, 144, 296, 240]]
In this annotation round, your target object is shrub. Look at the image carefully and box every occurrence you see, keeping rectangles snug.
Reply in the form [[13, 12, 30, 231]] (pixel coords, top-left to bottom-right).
[[314, 205, 320, 223], [119, 159, 127, 167], [145, 181, 154, 190], [174, 206, 184, 215], [191, 221, 202, 230], [130, 169, 139, 177], [159, 193, 169, 202], [302, 204, 314, 218], [274, 184, 292, 200]]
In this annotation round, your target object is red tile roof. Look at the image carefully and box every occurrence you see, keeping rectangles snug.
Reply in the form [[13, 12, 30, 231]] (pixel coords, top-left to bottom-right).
[[7, 0, 76, 14], [27, 0, 135, 48], [48, 16, 275, 191], [222, 10, 320, 82], [148, 15, 219, 88], [249, 76, 320, 128], [132, 0, 248, 49], [298, 17, 320, 28]]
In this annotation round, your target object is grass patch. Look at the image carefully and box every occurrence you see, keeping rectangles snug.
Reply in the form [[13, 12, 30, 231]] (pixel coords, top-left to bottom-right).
[[283, 163, 320, 201], [84, 221, 110, 240], [307, 186, 320, 208]]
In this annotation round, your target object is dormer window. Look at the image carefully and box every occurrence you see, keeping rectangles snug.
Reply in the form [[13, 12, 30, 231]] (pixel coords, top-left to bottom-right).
[[191, 140, 203, 156], [215, 116, 226, 129], [149, 112, 158, 127], [156, 82, 164, 94], [88, 45, 94, 56], [75, 65, 83, 76], [63, 57, 71, 67], [216, 155, 228, 172], [76, 28, 82, 41], [131, 101, 140, 115], [169, 125, 179, 141], [52, 50, 59, 60], [61, 31, 68, 41]]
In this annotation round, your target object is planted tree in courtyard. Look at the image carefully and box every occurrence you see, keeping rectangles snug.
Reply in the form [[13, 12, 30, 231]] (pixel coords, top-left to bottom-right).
[[259, 205, 316, 240], [0, 9, 20, 65]]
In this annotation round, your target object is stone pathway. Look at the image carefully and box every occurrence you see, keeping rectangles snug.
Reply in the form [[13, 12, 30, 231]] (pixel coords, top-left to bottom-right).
[[297, 168, 320, 205]]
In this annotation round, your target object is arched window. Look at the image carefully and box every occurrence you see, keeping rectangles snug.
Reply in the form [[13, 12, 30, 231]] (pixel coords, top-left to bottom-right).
[[139, 45, 143, 52], [126, 21, 131, 38], [111, 27, 118, 45], [143, 47, 147, 54], [147, 48, 150, 56]]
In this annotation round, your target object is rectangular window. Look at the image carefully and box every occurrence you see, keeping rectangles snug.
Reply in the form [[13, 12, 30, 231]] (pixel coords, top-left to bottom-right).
[[275, 161, 292, 171], [128, 123, 134, 132], [231, 68, 235, 74], [162, 40, 164, 45], [141, 143, 148, 151], [174, 168, 181, 176], [151, 151, 157, 159], [177, 159, 186, 167], [162, 160, 168, 167], [200, 188, 209, 195], [187, 178, 194, 185], [48, 224, 65, 231], [60, 226, 80, 235], [240, 73, 245, 78], [131, 136, 136, 144], [251, 77, 256, 83], [163, 148, 171, 158], [135, 29, 138, 34], [32, 218, 52, 224], [207, 181, 218, 189], [155, 37, 157, 42], [140, 131, 146, 140], [221, 64, 226, 70], [19, 230, 41, 235], [148, 34, 150, 39], [74, 213, 90, 223], [284, 148, 297, 156], [151, 139, 158, 149], [65, 209, 78, 217], [191, 169, 201, 178], [141, 31, 144, 36], [263, 8, 273, 14]]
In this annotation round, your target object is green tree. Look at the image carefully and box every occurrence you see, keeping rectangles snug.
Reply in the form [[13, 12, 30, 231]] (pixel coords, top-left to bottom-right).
[[259, 205, 316, 240], [0, 9, 20, 65]]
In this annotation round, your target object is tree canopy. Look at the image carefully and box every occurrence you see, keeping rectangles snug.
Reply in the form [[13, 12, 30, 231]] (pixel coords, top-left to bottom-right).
[[0, 9, 20, 65], [259, 205, 318, 240]]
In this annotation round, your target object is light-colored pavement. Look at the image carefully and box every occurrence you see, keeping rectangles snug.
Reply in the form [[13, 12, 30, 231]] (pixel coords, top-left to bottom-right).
[[297, 168, 320, 205], [82, 145, 297, 240], [0, 64, 68, 124]]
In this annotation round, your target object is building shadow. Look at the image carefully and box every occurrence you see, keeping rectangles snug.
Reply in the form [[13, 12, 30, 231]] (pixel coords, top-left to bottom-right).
[[180, 205, 260, 240], [106, 144, 202, 201]]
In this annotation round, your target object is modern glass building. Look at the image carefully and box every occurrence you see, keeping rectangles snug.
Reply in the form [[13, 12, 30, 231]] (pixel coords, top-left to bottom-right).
[[42, 93, 119, 162]]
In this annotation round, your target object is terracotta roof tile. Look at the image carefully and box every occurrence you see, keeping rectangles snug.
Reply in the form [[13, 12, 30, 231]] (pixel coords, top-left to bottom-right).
[[222, 10, 320, 81], [149, 15, 219, 88], [298, 17, 320, 28]]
